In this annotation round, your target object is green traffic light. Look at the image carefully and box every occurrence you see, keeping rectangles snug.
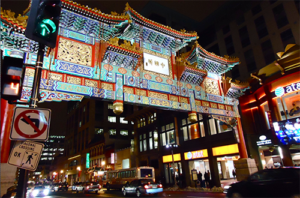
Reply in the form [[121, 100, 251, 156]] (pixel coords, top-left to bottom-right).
[[39, 19, 57, 36]]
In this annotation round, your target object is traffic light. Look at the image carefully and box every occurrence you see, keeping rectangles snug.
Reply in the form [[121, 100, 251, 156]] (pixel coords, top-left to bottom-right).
[[25, 0, 61, 48], [1, 56, 25, 101]]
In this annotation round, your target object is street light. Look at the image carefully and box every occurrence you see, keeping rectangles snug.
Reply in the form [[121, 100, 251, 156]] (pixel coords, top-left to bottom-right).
[[77, 166, 81, 171], [165, 144, 179, 187], [60, 170, 64, 173]]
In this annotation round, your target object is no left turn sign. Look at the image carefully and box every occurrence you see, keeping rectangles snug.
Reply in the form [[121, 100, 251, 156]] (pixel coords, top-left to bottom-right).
[[10, 107, 51, 141]]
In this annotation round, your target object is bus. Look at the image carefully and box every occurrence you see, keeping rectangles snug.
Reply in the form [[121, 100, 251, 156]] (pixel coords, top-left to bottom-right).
[[103, 166, 155, 190]]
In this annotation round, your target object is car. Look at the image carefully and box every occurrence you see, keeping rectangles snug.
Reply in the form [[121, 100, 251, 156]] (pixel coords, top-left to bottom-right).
[[30, 185, 50, 197], [80, 182, 101, 194], [225, 167, 300, 198], [52, 182, 68, 192], [72, 182, 83, 192], [122, 179, 163, 197]]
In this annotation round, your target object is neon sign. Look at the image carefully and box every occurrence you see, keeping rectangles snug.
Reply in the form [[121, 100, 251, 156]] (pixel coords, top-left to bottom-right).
[[275, 82, 300, 97], [86, 153, 90, 168], [184, 149, 208, 160]]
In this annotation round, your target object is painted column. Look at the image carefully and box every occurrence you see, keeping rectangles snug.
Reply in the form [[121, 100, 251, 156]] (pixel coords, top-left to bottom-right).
[[188, 90, 197, 123], [236, 117, 248, 158], [1, 99, 17, 197], [113, 74, 124, 115], [1, 99, 15, 163]]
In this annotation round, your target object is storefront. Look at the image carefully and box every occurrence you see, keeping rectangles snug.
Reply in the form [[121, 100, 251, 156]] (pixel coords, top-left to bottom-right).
[[239, 44, 300, 168], [162, 153, 182, 184]]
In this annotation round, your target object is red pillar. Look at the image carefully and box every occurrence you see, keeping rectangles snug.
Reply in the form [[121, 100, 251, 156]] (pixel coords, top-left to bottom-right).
[[1, 99, 15, 163], [236, 117, 248, 158]]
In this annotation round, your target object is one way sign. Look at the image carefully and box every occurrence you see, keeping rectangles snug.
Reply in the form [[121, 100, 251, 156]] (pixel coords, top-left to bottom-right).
[[10, 107, 51, 141], [8, 141, 44, 171]]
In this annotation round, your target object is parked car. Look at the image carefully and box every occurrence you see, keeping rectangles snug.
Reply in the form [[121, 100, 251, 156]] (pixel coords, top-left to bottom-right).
[[72, 182, 83, 192], [30, 185, 50, 197], [52, 182, 68, 192], [80, 182, 101, 194], [122, 179, 163, 197], [225, 167, 300, 198]]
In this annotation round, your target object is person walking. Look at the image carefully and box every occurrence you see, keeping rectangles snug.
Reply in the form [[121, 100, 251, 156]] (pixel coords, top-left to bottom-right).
[[204, 171, 210, 188], [197, 171, 202, 188], [232, 169, 236, 179]]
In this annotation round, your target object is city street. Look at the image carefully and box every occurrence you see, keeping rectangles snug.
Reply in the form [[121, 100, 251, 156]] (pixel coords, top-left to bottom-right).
[[41, 190, 226, 198]]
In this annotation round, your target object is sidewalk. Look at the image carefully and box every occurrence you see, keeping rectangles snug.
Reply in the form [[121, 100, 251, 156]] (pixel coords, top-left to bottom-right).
[[220, 179, 238, 188]]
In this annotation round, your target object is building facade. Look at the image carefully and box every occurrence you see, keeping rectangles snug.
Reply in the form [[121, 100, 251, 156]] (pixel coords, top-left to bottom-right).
[[63, 99, 134, 184], [1, 0, 253, 190], [239, 44, 300, 169], [198, 0, 299, 80]]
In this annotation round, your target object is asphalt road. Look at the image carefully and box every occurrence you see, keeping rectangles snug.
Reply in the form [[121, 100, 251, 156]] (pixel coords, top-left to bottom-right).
[[34, 190, 226, 198]]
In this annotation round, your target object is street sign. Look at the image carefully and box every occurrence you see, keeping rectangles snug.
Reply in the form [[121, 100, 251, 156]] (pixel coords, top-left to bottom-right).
[[10, 107, 51, 141], [8, 141, 44, 171]]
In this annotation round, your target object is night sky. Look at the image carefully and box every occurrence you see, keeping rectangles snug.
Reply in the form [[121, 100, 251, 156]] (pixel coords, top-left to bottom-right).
[[1, 0, 226, 22], [1, 0, 228, 135]]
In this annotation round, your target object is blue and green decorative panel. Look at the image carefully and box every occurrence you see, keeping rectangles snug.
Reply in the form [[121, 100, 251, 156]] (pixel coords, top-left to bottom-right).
[[115, 74, 123, 101]]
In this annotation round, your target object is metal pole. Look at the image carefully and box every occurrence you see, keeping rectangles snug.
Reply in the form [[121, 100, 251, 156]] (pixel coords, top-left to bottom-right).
[[16, 44, 45, 198], [171, 147, 177, 187]]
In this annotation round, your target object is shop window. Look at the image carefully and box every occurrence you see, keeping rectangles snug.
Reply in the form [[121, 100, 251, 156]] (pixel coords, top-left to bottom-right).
[[108, 116, 116, 123], [120, 117, 128, 124], [209, 118, 217, 135], [120, 130, 128, 136], [277, 91, 300, 120]]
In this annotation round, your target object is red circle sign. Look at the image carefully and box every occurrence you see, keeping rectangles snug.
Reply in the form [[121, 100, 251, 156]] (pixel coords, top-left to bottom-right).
[[14, 110, 48, 138]]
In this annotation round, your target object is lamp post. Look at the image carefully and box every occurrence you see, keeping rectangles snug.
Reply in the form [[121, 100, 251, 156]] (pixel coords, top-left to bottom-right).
[[166, 144, 179, 187]]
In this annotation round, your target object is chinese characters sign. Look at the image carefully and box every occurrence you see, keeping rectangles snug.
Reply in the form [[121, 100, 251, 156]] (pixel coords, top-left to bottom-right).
[[143, 53, 169, 76]]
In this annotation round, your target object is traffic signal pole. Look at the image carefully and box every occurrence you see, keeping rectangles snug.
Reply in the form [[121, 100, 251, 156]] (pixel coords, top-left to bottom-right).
[[16, 44, 45, 198]]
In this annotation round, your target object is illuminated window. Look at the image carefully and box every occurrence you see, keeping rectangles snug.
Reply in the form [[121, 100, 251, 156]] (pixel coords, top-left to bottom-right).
[[166, 130, 175, 144], [109, 129, 116, 136], [161, 133, 166, 146], [95, 128, 103, 134], [108, 103, 113, 109], [216, 120, 232, 133], [209, 118, 217, 135], [108, 116, 116, 123], [139, 141, 143, 152], [41, 157, 47, 160], [182, 114, 205, 140], [143, 140, 147, 151], [120, 117, 128, 124], [120, 130, 128, 136], [154, 131, 158, 149], [149, 138, 153, 150], [79, 121, 82, 127]]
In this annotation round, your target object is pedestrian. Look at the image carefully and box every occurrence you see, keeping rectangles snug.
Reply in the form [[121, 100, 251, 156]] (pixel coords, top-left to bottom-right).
[[232, 169, 236, 179], [197, 171, 202, 188], [204, 171, 210, 188]]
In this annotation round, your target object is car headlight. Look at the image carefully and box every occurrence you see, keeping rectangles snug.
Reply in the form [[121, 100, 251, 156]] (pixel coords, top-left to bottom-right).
[[32, 190, 39, 196], [224, 186, 231, 190], [43, 189, 50, 195]]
